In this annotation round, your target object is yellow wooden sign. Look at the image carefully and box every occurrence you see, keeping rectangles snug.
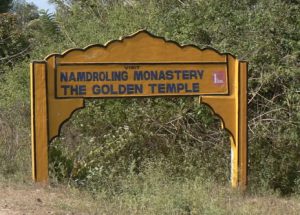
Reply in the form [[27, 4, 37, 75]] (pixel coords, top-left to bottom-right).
[[30, 30, 248, 189]]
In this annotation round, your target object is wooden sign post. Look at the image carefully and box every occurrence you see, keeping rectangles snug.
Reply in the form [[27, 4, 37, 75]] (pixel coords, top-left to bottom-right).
[[31, 30, 248, 188]]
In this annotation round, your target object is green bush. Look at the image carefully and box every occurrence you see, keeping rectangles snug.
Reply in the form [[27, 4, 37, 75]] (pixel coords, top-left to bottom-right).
[[49, 98, 231, 189], [0, 0, 299, 195], [0, 62, 31, 179]]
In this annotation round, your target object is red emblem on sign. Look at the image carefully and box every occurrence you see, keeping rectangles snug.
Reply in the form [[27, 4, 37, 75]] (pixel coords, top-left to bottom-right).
[[212, 71, 225, 85]]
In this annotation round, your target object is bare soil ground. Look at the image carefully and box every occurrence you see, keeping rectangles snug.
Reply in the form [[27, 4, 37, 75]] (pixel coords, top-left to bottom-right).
[[0, 182, 97, 215]]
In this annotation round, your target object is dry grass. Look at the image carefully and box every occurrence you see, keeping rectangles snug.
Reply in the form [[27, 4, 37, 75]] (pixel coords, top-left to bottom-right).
[[0, 176, 300, 215]]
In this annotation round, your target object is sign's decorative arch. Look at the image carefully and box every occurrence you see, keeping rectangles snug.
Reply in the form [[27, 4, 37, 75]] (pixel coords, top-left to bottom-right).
[[31, 30, 248, 189]]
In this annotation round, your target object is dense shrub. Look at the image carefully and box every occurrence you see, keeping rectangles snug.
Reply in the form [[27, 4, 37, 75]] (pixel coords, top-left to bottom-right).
[[0, 0, 299, 195]]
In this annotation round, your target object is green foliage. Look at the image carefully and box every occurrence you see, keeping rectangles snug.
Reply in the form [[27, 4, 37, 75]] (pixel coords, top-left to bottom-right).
[[49, 98, 230, 189], [27, 9, 61, 44], [0, 0, 40, 72], [38, 10, 59, 33], [0, 0, 299, 196], [12, 0, 39, 26], [0, 13, 30, 69], [0, 0, 12, 13], [0, 60, 31, 179]]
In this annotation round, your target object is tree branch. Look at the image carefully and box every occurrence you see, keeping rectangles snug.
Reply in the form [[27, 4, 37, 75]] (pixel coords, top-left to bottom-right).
[[0, 45, 31, 61]]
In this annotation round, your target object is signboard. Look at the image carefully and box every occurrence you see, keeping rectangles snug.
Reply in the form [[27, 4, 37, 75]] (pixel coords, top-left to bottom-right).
[[30, 30, 248, 189], [56, 63, 228, 98]]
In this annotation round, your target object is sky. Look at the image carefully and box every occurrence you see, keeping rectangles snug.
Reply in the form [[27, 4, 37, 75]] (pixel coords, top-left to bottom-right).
[[27, 0, 56, 13]]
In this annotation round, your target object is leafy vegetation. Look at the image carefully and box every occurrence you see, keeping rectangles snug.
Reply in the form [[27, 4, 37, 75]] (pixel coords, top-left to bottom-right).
[[0, 0, 299, 202]]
